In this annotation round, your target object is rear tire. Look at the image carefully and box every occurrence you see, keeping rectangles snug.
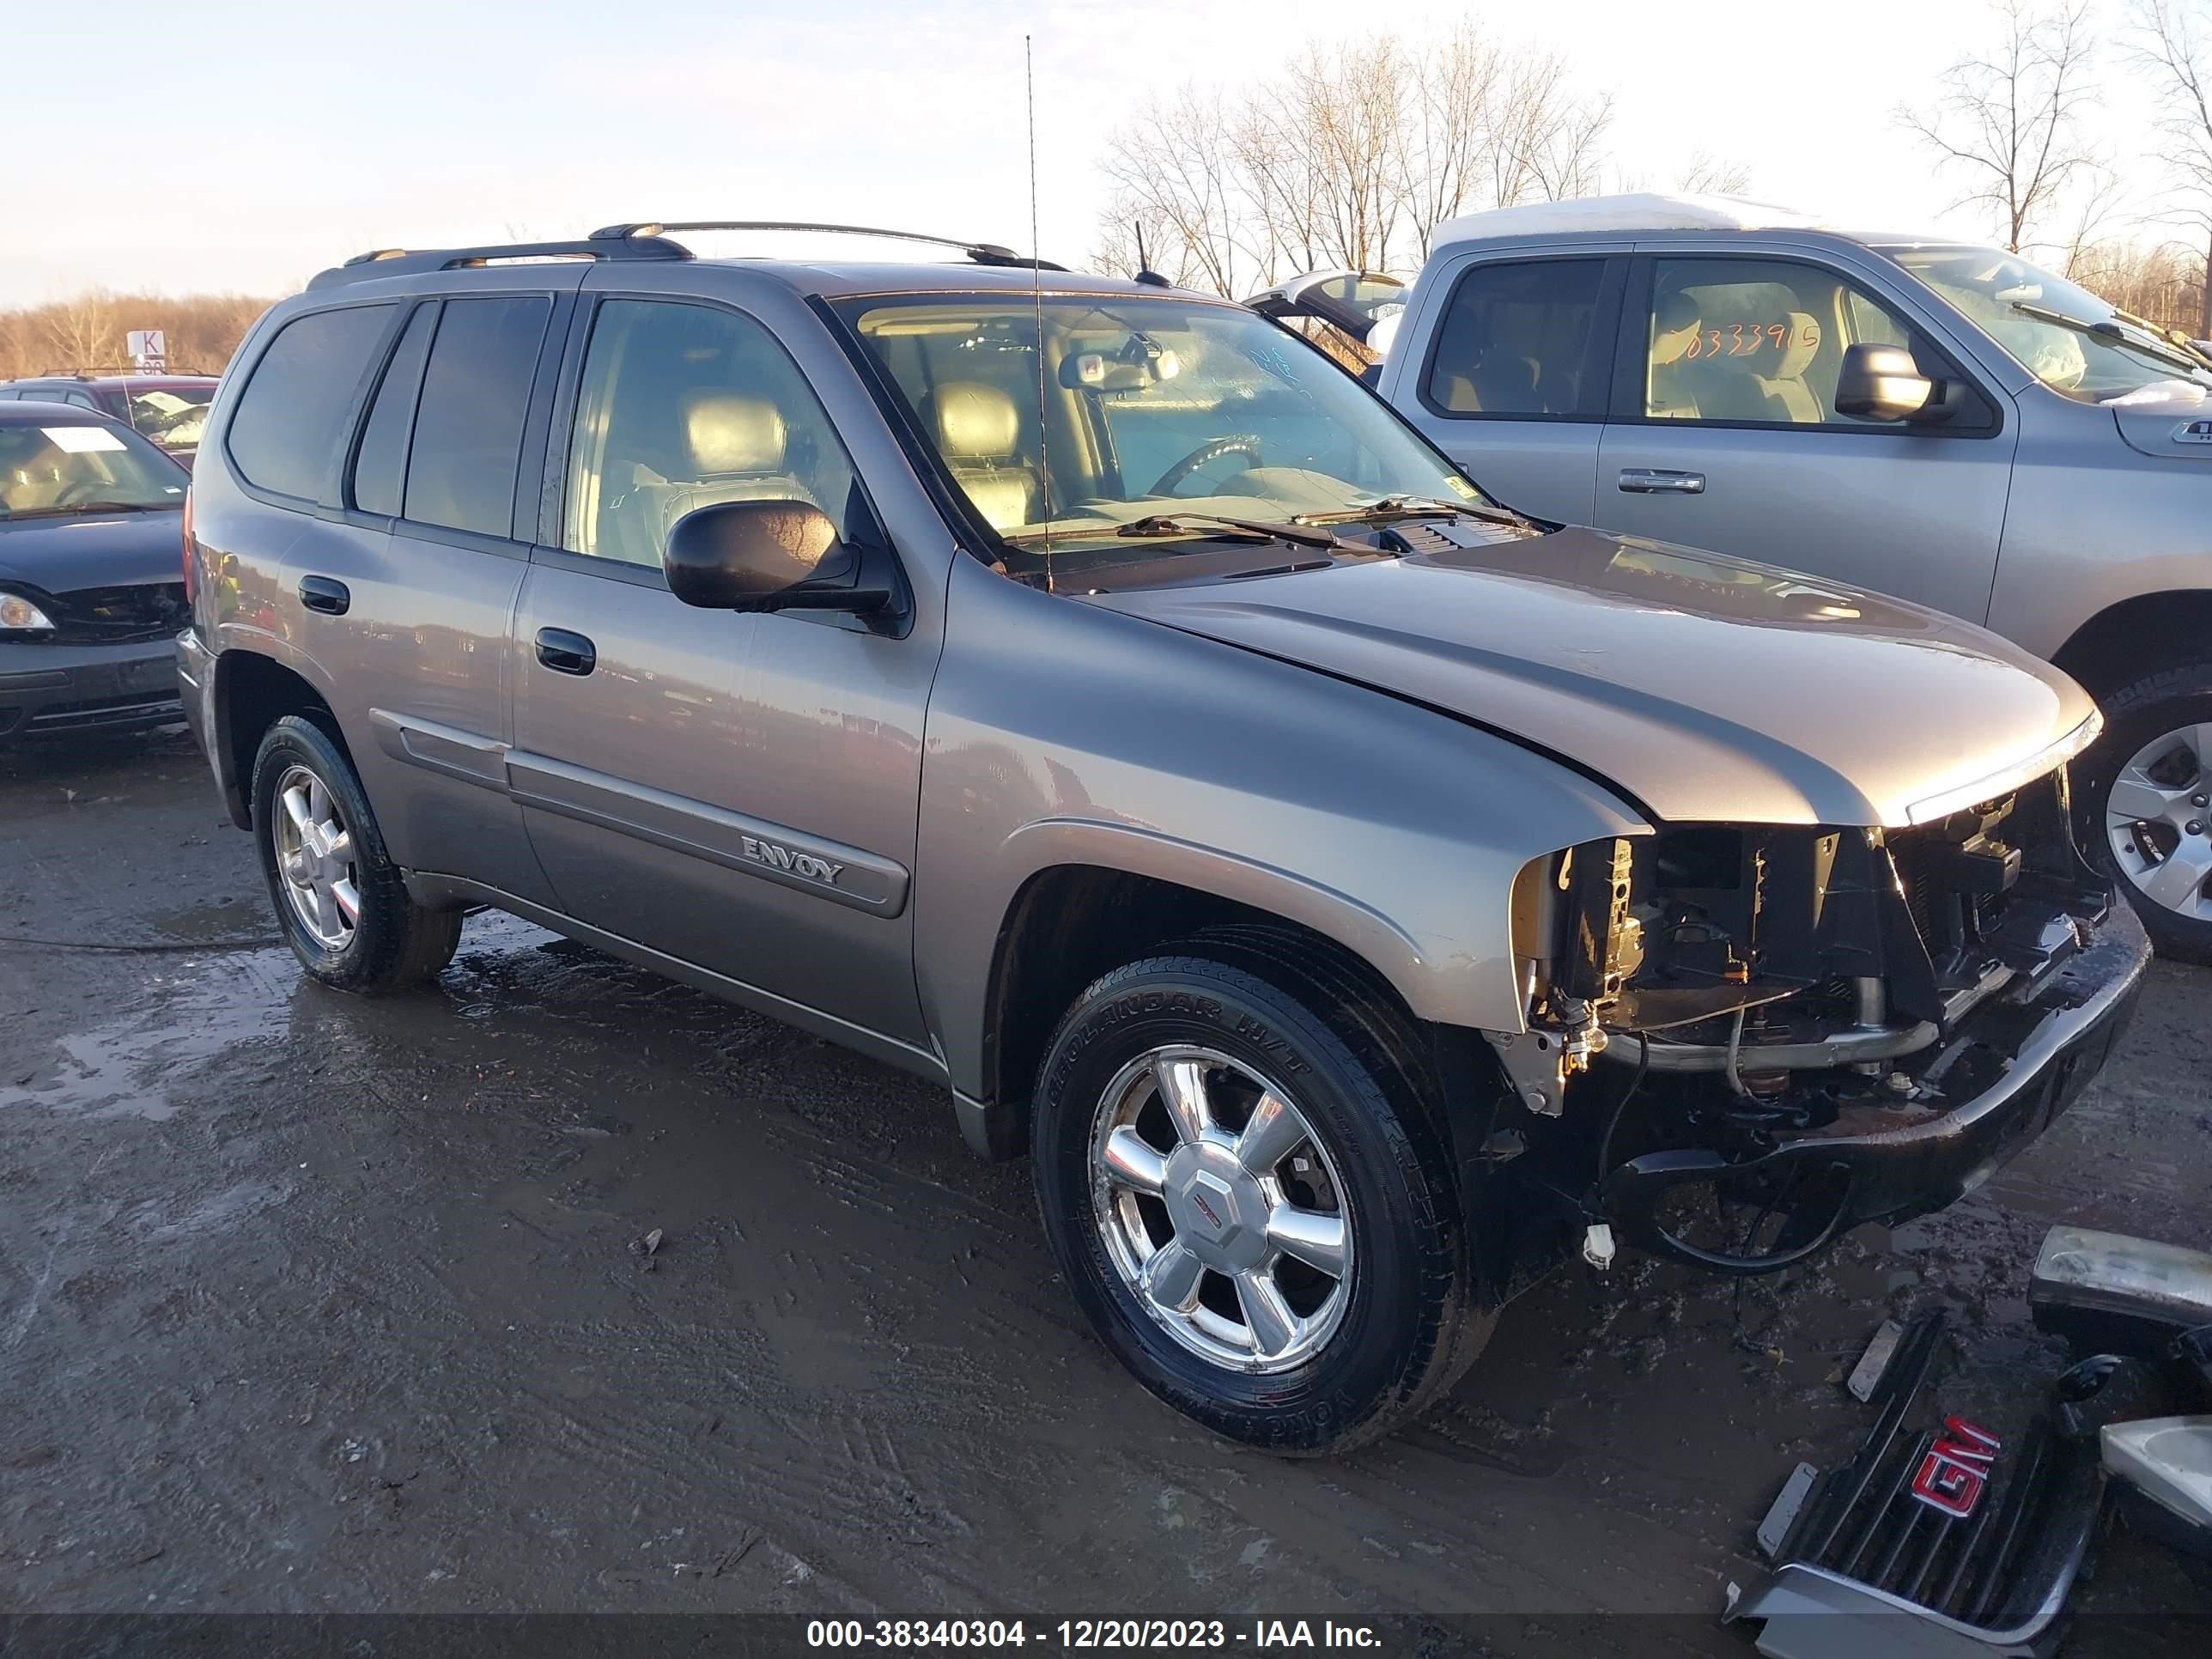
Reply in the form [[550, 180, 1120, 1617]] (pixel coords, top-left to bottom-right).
[[2076, 664, 2212, 965], [251, 714, 462, 992], [1031, 945, 1484, 1455]]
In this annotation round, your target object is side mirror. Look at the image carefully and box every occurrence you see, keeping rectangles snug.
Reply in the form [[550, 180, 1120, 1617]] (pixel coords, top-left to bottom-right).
[[664, 500, 891, 615], [1834, 342, 1942, 423]]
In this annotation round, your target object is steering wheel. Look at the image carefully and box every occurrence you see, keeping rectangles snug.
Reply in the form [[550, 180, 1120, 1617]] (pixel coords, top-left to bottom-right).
[[1149, 434, 1263, 496], [53, 478, 111, 506]]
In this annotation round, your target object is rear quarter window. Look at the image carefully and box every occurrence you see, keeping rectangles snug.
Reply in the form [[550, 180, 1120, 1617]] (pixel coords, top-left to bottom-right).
[[226, 305, 394, 501]]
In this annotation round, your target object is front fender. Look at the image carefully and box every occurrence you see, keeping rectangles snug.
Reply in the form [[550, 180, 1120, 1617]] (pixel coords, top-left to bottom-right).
[[914, 560, 1650, 1100]]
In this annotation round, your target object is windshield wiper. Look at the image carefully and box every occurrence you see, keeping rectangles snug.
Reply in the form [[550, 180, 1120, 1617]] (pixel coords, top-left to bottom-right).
[[1103, 512, 1371, 552], [3, 501, 167, 520], [1300, 494, 1536, 532], [2012, 301, 2206, 374]]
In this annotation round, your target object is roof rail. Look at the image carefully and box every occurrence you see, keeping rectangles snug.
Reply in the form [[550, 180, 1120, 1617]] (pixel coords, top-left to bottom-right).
[[306, 235, 693, 290], [589, 220, 1066, 271]]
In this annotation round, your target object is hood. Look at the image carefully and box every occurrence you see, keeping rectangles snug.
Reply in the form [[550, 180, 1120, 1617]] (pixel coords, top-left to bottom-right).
[[1082, 526, 2099, 829], [2108, 380, 2212, 461], [0, 509, 184, 594]]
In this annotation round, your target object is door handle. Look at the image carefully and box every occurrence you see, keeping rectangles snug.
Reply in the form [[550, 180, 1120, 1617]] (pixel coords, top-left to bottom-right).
[[1618, 468, 1705, 495], [298, 575, 350, 615], [534, 627, 597, 676]]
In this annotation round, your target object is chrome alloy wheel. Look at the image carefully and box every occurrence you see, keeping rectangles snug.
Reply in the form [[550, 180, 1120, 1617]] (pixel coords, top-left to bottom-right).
[[2106, 723, 2212, 924], [272, 764, 359, 950], [1091, 1045, 1353, 1374]]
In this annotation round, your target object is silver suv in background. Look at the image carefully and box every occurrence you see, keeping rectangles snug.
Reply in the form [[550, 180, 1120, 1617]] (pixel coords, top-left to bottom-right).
[[178, 224, 2144, 1453], [1363, 194, 2212, 963]]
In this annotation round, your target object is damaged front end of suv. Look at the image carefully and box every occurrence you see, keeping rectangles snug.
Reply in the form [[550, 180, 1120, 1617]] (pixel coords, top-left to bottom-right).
[[1493, 733, 2148, 1275]]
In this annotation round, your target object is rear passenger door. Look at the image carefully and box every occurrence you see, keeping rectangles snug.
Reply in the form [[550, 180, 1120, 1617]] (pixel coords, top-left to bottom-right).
[[328, 278, 576, 904], [1382, 246, 1626, 524], [1597, 252, 2019, 620]]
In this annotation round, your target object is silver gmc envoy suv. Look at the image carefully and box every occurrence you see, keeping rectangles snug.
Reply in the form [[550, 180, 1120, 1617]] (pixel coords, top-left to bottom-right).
[[179, 223, 2148, 1453]]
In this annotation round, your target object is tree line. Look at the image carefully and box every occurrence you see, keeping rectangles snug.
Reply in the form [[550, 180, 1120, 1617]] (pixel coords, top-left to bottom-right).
[[1094, 6, 2212, 337], [0, 289, 271, 381]]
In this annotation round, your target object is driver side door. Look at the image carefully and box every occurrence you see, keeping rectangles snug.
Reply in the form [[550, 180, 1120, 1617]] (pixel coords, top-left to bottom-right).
[[508, 290, 935, 1053]]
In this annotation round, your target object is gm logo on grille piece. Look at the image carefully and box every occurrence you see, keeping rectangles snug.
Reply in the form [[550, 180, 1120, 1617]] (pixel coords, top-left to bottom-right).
[[1910, 1415, 2001, 1518]]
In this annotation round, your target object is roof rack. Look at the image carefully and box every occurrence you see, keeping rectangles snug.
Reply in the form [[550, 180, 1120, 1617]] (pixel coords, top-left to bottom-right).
[[307, 235, 692, 290], [588, 220, 1066, 271]]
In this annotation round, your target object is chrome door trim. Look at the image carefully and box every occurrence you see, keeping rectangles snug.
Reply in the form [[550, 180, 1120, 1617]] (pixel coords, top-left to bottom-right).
[[504, 750, 910, 916]]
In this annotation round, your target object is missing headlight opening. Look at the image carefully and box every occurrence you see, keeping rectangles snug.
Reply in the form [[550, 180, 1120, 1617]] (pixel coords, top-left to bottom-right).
[[1491, 768, 2128, 1274]]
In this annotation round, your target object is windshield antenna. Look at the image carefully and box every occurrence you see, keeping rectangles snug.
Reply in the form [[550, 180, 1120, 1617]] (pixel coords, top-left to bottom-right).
[[1026, 33, 1055, 592]]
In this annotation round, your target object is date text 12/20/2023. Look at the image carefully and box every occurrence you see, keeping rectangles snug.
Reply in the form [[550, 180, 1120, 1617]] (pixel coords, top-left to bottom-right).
[[805, 1620, 1383, 1649]]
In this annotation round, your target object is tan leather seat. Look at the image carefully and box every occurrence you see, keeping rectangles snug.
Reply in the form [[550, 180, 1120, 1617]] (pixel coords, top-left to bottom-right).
[[922, 382, 1038, 532], [612, 392, 812, 564], [1646, 294, 1702, 419], [1753, 311, 1825, 423]]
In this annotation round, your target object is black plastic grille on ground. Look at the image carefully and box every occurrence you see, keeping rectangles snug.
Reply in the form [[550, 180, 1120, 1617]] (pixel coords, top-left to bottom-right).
[[1775, 1311, 2074, 1630]]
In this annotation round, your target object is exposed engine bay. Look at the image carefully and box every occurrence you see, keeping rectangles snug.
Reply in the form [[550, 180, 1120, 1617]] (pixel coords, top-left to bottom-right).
[[1491, 765, 2148, 1273]]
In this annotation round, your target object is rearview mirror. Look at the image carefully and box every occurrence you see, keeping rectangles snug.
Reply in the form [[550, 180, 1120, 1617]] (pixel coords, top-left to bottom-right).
[[664, 500, 890, 615], [1834, 342, 1940, 423]]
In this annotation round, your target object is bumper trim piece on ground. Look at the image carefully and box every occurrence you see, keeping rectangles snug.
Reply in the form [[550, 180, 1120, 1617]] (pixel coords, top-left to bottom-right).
[[1602, 903, 2150, 1274], [1727, 1310, 2102, 1659]]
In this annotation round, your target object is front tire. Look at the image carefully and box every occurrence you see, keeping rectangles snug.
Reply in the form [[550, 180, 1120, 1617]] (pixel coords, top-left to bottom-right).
[[2078, 664, 2212, 965], [251, 714, 462, 992], [1032, 948, 1481, 1455]]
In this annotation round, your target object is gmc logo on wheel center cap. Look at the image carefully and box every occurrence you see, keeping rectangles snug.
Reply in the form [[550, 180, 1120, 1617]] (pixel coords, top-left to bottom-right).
[[1910, 1416, 2002, 1518], [1190, 1192, 1225, 1231]]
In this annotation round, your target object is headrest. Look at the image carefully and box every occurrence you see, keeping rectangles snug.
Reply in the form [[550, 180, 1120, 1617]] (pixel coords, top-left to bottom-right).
[[927, 381, 1021, 460], [1772, 311, 1821, 380], [1651, 293, 1701, 366], [684, 392, 787, 475]]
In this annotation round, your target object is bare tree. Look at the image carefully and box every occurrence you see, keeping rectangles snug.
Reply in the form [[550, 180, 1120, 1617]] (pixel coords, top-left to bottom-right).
[[1898, 1, 2099, 253], [1675, 151, 1754, 196], [1097, 87, 1254, 295], [41, 289, 123, 371], [1395, 27, 1509, 256], [2131, 0, 2212, 334], [1094, 26, 1613, 294]]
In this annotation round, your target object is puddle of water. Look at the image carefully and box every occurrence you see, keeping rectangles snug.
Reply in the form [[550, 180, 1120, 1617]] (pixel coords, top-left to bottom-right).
[[2, 949, 295, 1121]]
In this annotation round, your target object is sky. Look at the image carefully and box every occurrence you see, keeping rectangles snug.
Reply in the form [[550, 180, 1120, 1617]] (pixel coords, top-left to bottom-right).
[[2, 0, 2172, 307]]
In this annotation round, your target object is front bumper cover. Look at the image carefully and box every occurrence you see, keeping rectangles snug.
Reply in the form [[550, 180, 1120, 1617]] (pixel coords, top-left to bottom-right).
[[1601, 901, 2150, 1274], [0, 635, 182, 739]]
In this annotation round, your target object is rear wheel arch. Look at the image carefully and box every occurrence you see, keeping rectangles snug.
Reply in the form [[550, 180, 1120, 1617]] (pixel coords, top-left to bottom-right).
[[214, 650, 347, 829]]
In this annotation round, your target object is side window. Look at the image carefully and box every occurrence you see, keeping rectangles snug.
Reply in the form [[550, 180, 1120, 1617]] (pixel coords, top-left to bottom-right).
[[349, 303, 437, 517], [403, 295, 552, 538], [227, 305, 394, 499], [1423, 258, 1608, 418], [562, 299, 862, 568], [1644, 258, 1929, 428]]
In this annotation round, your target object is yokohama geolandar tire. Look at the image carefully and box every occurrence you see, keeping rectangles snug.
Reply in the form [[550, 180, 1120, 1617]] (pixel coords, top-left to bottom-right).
[[1032, 946, 1484, 1455], [2077, 663, 2212, 966], [251, 714, 462, 993]]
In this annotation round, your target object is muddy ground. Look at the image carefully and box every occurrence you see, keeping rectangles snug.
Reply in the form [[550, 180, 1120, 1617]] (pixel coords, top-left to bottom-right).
[[2, 729, 2207, 1641]]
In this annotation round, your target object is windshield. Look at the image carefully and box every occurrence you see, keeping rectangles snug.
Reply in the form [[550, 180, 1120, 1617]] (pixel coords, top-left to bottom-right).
[[1885, 245, 2212, 403], [836, 293, 1491, 564], [0, 420, 188, 520], [123, 384, 216, 449]]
